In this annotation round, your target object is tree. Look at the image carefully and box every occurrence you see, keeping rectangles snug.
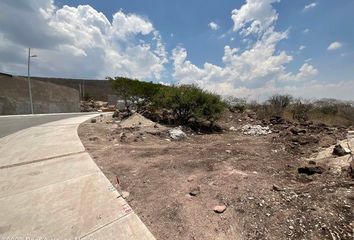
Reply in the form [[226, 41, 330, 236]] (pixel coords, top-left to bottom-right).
[[268, 94, 293, 116]]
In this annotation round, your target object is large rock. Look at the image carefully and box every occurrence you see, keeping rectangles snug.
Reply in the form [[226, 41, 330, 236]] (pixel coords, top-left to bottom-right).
[[169, 128, 187, 140]]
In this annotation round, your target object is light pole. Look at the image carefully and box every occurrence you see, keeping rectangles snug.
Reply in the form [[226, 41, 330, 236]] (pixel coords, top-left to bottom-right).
[[28, 48, 37, 114]]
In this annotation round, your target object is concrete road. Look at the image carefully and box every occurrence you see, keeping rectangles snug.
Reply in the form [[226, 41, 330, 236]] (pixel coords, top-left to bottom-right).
[[0, 114, 155, 239], [0, 113, 97, 138]]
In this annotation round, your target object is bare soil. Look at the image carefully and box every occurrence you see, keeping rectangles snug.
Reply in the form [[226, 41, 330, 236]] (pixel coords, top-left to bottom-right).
[[78, 112, 354, 240]]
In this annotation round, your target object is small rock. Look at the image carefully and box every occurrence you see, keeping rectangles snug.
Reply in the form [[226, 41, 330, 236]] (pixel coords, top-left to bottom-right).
[[229, 126, 236, 131], [289, 226, 294, 230], [226, 150, 232, 154], [308, 160, 316, 165], [89, 136, 98, 141], [289, 127, 307, 135], [333, 144, 350, 157], [91, 118, 97, 123], [189, 186, 200, 197], [213, 205, 227, 213], [298, 166, 325, 175], [272, 184, 284, 192]]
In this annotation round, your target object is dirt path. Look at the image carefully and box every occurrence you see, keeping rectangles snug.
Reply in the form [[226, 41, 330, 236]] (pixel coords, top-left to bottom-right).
[[78, 114, 354, 240]]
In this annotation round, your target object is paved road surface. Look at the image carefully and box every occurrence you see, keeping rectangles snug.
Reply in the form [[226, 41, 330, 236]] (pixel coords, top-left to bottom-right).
[[0, 114, 155, 239], [0, 113, 96, 138]]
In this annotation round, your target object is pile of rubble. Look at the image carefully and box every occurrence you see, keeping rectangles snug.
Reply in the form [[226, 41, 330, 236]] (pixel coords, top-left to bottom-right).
[[107, 112, 187, 143], [80, 100, 115, 112], [241, 124, 272, 136], [119, 113, 157, 128]]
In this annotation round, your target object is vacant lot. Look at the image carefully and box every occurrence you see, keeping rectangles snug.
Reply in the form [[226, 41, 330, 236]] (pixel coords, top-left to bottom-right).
[[78, 113, 353, 240]]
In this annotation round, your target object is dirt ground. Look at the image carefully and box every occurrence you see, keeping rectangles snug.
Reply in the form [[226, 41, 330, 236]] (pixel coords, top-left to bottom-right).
[[78, 112, 354, 240]]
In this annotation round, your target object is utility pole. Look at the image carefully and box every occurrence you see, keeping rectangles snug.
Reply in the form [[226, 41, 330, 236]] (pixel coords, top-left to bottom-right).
[[27, 48, 37, 114]]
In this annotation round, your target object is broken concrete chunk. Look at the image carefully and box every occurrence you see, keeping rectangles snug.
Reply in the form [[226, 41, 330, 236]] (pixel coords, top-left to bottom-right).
[[169, 128, 187, 140], [241, 124, 272, 136]]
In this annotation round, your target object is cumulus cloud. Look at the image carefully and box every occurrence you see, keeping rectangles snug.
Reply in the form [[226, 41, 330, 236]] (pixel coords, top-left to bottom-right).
[[327, 41, 342, 51], [231, 0, 280, 36], [172, 0, 323, 100], [0, 0, 167, 80], [208, 22, 220, 31], [303, 2, 317, 11]]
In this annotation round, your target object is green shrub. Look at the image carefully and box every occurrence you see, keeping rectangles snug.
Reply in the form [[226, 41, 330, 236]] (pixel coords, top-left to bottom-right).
[[109, 77, 225, 127], [152, 85, 225, 125]]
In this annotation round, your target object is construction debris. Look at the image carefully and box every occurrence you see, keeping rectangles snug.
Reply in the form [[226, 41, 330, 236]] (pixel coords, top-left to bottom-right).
[[120, 113, 157, 129], [169, 128, 187, 140], [241, 124, 272, 136]]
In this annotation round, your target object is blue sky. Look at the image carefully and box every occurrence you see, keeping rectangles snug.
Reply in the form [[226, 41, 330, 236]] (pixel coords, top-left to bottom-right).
[[0, 0, 353, 100]]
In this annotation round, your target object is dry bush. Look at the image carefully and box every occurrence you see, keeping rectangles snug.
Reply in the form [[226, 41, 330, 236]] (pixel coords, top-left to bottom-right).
[[267, 94, 293, 116]]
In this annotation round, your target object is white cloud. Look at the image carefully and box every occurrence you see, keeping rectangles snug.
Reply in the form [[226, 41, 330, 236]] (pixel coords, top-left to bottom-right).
[[299, 45, 306, 51], [303, 28, 310, 34], [0, 0, 167, 80], [327, 41, 342, 51], [208, 22, 220, 31], [303, 2, 317, 11], [231, 0, 280, 36], [172, 0, 327, 100]]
